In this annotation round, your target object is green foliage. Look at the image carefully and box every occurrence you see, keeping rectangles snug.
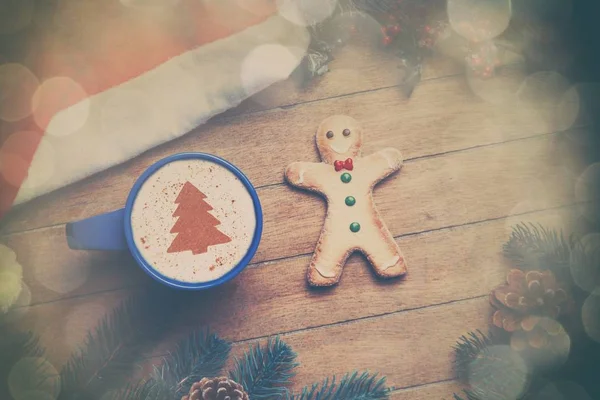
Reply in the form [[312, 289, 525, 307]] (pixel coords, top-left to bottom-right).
[[453, 390, 480, 400], [58, 287, 183, 400], [108, 380, 170, 400], [229, 336, 299, 399], [0, 320, 46, 399], [454, 330, 494, 383], [150, 329, 231, 398], [503, 223, 573, 272], [289, 371, 389, 400]]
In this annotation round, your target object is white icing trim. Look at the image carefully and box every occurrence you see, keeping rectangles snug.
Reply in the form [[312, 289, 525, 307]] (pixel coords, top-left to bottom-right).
[[381, 151, 395, 169], [15, 16, 310, 204], [298, 169, 305, 184], [381, 255, 400, 270]]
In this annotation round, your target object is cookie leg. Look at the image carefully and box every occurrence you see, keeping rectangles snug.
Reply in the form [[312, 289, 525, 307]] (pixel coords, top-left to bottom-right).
[[307, 231, 353, 287], [360, 224, 407, 279]]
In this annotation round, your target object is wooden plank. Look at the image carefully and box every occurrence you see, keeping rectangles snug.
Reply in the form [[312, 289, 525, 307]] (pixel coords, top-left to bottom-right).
[[12, 295, 491, 391], [221, 43, 463, 117], [392, 380, 465, 400], [8, 208, 573, 366], [0, 73, 555, 234], [2, 134, 576, 306], [222, 297, 491, 392], [254, 134, 574, 262]]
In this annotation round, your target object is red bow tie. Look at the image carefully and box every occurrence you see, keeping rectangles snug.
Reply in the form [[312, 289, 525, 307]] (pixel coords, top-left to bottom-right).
[[334, 158, 353, 172]]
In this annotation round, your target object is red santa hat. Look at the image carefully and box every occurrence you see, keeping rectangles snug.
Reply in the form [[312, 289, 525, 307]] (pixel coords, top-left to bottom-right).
[[0, 0, 309, 217]]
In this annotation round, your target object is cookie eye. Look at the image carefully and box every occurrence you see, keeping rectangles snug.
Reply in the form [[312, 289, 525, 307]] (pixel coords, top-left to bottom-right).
[[343, 128, 351, 137], [326, 131, 334, 139]]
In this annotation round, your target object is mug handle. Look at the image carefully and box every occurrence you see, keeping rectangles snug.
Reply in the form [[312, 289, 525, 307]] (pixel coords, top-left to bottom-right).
[[66, 209, 128, 250]]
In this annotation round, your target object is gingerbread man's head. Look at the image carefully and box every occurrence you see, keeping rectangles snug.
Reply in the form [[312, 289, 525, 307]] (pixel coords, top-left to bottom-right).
[[315, 115, 363, 164]]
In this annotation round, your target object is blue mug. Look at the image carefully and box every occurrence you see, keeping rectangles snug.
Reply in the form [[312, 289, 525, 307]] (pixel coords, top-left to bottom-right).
[[66, 152, 263, 290]]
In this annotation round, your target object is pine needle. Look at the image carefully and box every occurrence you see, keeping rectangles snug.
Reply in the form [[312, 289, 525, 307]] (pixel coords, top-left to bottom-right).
[[453, 390, 481, 400], [106, 380, 170, 400], [152, 329, 231, 397], [453, 330, 494, 383], [503, 223, 573, 271], [229, 336, 298, 399], [289, 371, 390, 400], [0, 323, 47, 399], [58, 286, 184, 400]]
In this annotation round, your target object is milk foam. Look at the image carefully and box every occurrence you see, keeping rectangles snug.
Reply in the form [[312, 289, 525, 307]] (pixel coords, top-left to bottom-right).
[[131, 159, 256, 283]]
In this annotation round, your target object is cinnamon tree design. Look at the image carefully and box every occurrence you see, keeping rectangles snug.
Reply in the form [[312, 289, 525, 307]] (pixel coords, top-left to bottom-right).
[[168, 182, 231, 255]]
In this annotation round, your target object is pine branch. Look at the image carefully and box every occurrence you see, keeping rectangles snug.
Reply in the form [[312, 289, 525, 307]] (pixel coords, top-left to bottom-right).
[[289, 371, 390, 400], [453, 330, 494, 383], [503, 223, 573, 271], [0, 321, 46, 399], [229, 336, 298, 399], [453, 390, 481, 400], [110, 329, 230, 400], [108, 380, 171, 400], [152, 329, 231, 397], [58, 286, 183, 400], [452, 332, 530, 400]]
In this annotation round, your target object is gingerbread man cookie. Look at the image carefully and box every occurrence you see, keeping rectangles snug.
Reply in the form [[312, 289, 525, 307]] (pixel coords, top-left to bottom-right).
[[285, 115, 407, 286]]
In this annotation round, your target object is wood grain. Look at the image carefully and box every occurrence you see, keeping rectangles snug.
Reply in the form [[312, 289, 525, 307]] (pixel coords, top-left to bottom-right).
[[220, 41, 464, 117], [255, 134, 574, 262], [8, 208, 574, 367], [2, 132, 576, 307], [221, 296, 491, 392], [14, 295, 491, 392], [392, 380, 466, 400], [0, 72, 558, 234]]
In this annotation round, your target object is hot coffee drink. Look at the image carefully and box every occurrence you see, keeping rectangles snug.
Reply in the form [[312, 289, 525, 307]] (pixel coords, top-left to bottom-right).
[[130, 158, 257, 283]]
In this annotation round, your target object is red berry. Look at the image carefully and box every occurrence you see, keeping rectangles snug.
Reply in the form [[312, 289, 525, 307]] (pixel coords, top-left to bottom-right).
[[390, 25, 401, 35], [382, 36, 393, 46], [424, 25, 432, 33]]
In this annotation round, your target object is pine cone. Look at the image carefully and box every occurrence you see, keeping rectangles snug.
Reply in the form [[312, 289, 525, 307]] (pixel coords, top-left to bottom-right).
[[490, 269, 571, 350], [181, 377, 248, 400]]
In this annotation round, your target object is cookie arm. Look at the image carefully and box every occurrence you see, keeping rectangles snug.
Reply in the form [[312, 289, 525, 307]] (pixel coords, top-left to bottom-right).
[[284, 161, 327, 192], [364, 148, 404, 185]]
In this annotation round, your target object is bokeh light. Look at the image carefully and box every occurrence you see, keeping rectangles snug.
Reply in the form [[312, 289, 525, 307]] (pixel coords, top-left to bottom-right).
[[467, 345, 529, 399], [241, 44, 305, 98], [0, 260, 23, 313], [511, 317, 571, 368], [467, 61, 527, 104], [64, 302, 107, 352], [120, 0, 180, 7], [277, 0, 338, 27], [33, 248, 91, 294], [554, 380, 594, 399], [555, 85, 581, 131], [32, 77, 90, 137], [517, 71, 571, 123], [574, 163, 600, 224], [582, 289, 600, 343], [0, 130, 42, 188], [0, 0, 35, 35], [8, 357, 61, 400], [448, 0, 512, 42], [0, 63, 40, 122]]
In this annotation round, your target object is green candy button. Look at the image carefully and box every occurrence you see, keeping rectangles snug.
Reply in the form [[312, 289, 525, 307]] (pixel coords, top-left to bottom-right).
[[345, 196, 356, 206], [341, 173, 352, 183], [350, 222, 361, 233]]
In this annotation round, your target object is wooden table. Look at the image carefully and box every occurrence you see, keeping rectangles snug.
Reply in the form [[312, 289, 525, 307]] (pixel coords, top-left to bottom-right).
[[0, 41, 582, 398]]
